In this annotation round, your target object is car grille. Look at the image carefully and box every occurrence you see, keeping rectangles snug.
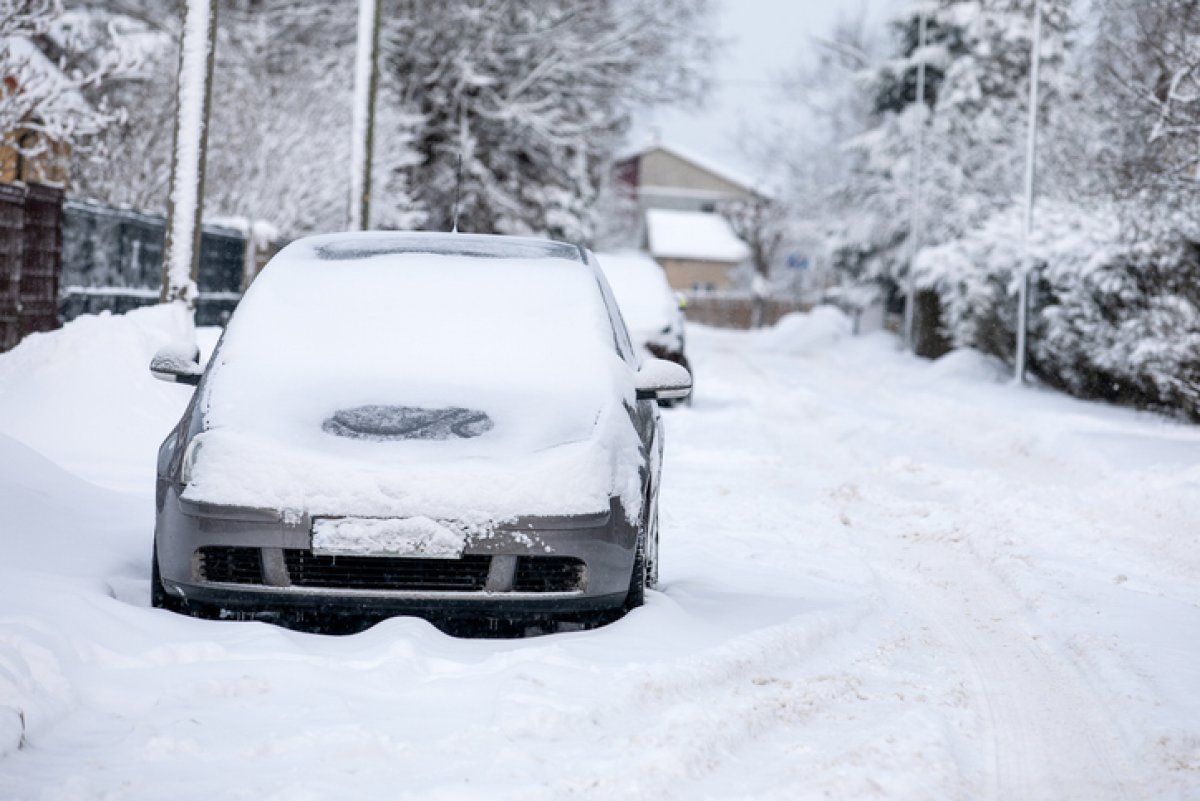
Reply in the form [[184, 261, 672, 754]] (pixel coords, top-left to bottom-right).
[[514, 556, 586, 593], [283, 550, 492, 591], [193, 549, 587, 593], [196, 546, 265, 585]]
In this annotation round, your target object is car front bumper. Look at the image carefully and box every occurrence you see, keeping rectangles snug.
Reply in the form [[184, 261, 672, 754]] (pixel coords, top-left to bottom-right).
[[154, 487, 639, 619]]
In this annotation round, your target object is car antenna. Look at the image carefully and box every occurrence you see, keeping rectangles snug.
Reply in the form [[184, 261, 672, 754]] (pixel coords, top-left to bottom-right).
[[451, 153, 464, 234]]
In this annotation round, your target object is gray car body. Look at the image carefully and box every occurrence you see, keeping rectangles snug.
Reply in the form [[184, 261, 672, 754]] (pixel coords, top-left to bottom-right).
[[153, 234, 664, 623]]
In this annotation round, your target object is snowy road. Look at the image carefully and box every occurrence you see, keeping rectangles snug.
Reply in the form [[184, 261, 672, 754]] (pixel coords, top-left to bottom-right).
[[1, 309, 1198, 800]]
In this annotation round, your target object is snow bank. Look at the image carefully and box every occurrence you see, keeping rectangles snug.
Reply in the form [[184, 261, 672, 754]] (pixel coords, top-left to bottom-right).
[[925, 349, 1009, 385], [0, 304, 197, 490], [0, 432, 146, 762], [187, 233, 643, 522], [757, 306, 852, 355]]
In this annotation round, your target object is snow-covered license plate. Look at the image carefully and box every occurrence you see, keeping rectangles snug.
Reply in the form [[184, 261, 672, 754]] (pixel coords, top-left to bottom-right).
[[311, 516, 467, 559]]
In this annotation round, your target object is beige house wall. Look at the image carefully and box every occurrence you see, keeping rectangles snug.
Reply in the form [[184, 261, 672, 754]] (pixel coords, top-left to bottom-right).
[[638, 148, 752, 199], [0, 130, 69, 187], [659, 257, 736, 292]]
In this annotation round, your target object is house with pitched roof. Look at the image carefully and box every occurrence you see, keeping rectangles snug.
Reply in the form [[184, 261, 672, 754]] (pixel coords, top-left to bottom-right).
[[612, 141, 759, 291]]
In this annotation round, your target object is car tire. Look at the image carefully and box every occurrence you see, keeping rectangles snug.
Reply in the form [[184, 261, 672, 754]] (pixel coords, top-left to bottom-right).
[[151, 539, 187, 614], [624, 534, 648, 611], [646, 497, 660, 591]]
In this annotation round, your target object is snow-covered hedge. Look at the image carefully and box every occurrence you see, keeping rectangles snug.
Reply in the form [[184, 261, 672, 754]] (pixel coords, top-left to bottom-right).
[[916, 202, 1200, 419]]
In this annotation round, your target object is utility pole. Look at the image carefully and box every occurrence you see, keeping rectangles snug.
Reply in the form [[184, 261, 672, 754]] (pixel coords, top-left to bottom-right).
[[349, 0, 381, 231], [902, 6, 929, 352], [1015, 0, 1044, 383], [162, 0, 218, 310]]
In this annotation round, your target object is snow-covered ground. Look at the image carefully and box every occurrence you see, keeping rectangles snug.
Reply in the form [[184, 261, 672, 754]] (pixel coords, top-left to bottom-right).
[[1, 308, 1197, 800]]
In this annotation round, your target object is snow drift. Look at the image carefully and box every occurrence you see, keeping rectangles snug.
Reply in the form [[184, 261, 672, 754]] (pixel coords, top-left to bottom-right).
[[0, 303, 197, 491], [758, 306, 853, 355]]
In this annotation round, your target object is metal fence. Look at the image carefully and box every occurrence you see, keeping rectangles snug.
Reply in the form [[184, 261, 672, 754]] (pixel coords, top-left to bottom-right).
[[0, 188, 281, 353], [61, 200, 250, 327]]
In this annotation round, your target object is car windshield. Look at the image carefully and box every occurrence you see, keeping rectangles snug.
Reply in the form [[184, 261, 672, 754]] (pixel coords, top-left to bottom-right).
[[204, 233, 619, 450]]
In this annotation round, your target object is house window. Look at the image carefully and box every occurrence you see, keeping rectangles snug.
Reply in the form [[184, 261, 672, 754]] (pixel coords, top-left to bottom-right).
[[700, 202, 716, 213]]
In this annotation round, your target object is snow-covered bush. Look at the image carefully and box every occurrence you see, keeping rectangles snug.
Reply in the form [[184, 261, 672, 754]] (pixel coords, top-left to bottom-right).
[[917, 202, 1200, 418]]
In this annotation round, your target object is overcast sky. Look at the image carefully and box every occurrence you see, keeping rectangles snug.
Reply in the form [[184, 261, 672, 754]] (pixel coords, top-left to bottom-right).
[[632, 0, 899, 183]]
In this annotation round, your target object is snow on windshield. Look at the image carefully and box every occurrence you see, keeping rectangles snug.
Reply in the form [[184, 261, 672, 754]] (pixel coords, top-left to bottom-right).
[[183, 234, 643, 523], [595, 252, 678, 339]]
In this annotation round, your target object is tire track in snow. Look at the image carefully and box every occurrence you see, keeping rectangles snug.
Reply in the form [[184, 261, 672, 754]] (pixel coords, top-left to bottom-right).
[[698, 329, 1144, 800], [874, 543, 1140, 801], [823, 430, 1144, 799]]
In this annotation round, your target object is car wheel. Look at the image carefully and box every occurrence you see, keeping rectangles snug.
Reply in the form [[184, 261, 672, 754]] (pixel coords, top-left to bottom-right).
[[151, 539, 187, 614], [624, 534, 648, 611], [646, 497, 660, 590]]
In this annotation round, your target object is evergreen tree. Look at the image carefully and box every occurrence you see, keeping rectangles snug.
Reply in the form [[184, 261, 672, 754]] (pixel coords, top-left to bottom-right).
[[831, 0, 1072, 287]]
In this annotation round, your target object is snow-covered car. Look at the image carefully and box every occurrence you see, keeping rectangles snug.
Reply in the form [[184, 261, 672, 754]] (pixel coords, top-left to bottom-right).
[[595, 252, 691, 404], [148, 232, 691, 629]]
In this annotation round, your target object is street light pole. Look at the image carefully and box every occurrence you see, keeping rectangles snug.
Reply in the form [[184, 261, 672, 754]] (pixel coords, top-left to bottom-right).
[[902, 6, 929, 352], [1015, 0, 1044, 383], [161, 0, 218, 311], [349, 0, 381, 231]]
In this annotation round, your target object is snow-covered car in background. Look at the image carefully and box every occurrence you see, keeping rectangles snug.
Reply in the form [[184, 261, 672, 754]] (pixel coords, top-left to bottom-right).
[[148, 232, 691, 630], [596, 252, 691, 404]]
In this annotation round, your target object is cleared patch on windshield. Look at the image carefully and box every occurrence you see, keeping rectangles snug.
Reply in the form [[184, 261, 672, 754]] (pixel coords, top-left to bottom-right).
[[322, 405, 494, 441]]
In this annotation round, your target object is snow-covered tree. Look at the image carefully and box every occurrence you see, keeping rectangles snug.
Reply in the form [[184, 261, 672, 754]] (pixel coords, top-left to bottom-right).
[[830, 0, 1073, 289], [760, 0, 1200, 417], [382, 0, 715, 241], [1087, 0, 1200, 221], [0, 0, 128, 177], [72, 0, 411, 235], [204, 0, 380, 234]]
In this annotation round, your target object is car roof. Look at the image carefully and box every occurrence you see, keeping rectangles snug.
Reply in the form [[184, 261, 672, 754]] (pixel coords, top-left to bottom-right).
[[284, 231, 587, 265]]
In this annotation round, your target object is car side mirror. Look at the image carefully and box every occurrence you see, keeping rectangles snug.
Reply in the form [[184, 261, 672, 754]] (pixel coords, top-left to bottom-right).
[[150, 344, 204, 386], [635, 358, 692, 401]]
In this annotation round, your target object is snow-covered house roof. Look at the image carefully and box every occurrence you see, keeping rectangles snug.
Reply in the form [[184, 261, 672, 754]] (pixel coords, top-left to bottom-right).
[[617, 141, 762, 197], [645, 209, 750, 264]]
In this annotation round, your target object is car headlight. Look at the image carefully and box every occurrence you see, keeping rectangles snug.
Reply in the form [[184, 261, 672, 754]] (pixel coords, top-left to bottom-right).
[[180, 437, 204, 485]]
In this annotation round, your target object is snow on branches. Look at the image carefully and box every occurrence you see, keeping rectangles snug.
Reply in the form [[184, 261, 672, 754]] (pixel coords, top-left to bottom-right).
[[774, 0, 1200, 417], [0, 0, 129, 170], [383, 0, 715, 241]]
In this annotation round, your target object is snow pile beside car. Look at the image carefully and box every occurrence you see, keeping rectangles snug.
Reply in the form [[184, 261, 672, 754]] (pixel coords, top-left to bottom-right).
[[0, 432, 146, 762], [187, 235, 644, 523], [758, 306, 853, 355], [0, 303, 196, 490]]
